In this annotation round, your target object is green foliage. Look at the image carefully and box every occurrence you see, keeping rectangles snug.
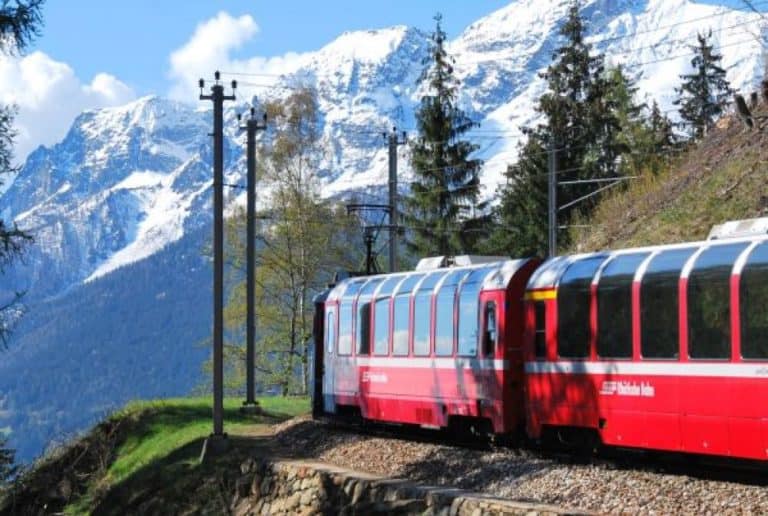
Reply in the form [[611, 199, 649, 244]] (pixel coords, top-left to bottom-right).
[[405, 13, 486, 258], [674, 30, 734, 139], [1, 396, 308, 514], [487, 3, 671, 258], [222, 88, 360, 397], [490, 1, 608, 257], [0, 0, 44, 54], [0, 434, 15, 486]]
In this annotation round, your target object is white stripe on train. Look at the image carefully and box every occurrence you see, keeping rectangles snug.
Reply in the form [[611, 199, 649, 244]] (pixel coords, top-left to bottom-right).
[[524, 361, 768, 378], [334, 357, 509, 370]]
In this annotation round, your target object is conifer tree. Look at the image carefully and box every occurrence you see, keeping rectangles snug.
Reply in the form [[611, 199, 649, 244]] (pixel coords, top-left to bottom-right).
[[0, 435, 15, 485], [674, 30, 734, 139], [406, 13, 485, 258], [489, 1, 610, 257], [0, 0, 44, 484]]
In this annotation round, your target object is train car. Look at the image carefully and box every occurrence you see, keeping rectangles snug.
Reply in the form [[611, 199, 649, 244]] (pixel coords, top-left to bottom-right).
[[523, 227, 768, 460], [315, 256, 540, 435]]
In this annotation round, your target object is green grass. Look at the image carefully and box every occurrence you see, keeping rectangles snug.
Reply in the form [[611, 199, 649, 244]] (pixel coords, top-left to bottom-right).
[[61, 396, 309, 515]]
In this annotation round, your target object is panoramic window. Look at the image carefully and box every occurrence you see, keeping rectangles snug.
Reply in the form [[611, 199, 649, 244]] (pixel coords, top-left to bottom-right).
[[338, 301, 352, 355], [373, 297, 390, 356], [413, 292, 431, 356], [457, 283, 480, 356], [640, 248, 695, 359], [597, 253, 649, 359], [534, 302, 546, 358], [435, 286, 456, 356], [392, 295, 410, 356], [688, 243, 748, 359], [557, 256, 606, 358], [741, 243, 768, 359]]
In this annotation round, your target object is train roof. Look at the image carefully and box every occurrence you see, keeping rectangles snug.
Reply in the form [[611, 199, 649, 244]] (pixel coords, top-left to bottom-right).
[[527, 232, 768, 290], [326, 258, 534, 303]]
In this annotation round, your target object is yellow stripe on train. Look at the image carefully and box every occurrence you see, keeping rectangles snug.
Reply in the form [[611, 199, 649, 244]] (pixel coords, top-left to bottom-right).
[[524, 289, 557, 301]]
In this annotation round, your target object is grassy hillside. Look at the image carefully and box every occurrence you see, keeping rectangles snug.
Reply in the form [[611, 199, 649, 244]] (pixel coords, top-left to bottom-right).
[[570, 110, 767, 252], [0, 397, 309, 515]]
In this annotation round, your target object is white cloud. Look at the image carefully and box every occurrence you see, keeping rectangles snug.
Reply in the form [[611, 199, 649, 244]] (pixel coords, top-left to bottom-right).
[[168, 11, 307, 101], [0, 51, 136, 163]]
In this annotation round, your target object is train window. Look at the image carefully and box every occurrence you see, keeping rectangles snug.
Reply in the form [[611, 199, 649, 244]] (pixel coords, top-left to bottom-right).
[[357, 301, 371, 355], [392, 295, 410, 356], [597, 253, 649, 359], [326, 310, 336, 355], [483, 301, 498, 357], [458, 283, 480, 356], [435, 286, 456, 356], [534, 302, 546, 358], [741, 242, 768, 359], [373, 298, 390, 356], [377, 275, 404, 297], [557, 256, 606, 358], [688, 243, 748, 359], [338, 301, 352, 355], [640, 248, 695, 359], [396, 273, 425, 295], [413, 292, 431, 356]]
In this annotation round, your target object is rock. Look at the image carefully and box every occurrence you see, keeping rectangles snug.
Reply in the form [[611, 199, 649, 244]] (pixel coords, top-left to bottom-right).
[[260, 477, 271, 496], [351, 481, 367, 504], [285, 491, 302, 511], [235, 476, 250, 498], [250, 474, 262, 497], [240, 458, 256, 475], [343, 479, 356, 497], [300, 490, 314, 506]]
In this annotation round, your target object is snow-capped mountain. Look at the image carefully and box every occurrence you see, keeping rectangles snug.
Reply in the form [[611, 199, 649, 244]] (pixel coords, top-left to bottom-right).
[[3, 0, 765, 297]]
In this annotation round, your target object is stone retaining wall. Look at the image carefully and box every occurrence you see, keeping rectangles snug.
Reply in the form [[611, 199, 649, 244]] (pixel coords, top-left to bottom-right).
[[231, 458, 587, 515]]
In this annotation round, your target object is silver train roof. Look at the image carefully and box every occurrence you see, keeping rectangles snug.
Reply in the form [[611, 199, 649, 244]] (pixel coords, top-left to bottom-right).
[[326, 258, 533, 303]]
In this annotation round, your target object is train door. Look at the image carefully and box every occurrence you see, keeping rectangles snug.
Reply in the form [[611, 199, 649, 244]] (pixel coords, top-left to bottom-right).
[[322, 306, 337, 414]]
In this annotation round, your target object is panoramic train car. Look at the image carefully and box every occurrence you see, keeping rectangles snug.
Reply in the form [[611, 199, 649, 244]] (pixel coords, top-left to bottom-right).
[[316, 257, 540, 434], [523, 228, 768, 460]]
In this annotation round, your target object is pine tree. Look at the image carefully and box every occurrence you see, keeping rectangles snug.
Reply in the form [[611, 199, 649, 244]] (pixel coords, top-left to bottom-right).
[[406, 13, 485, 258], [489, 1, 610, 257], [0, 435, 15, 486], [0, 0, 44, 483], [674, 30, 734, 139]]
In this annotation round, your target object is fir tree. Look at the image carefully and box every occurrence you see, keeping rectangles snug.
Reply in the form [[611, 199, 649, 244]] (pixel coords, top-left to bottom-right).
[[0, 0, 44, 483], [0, 435, 15, 485], [489, 1, 610, 257], [674, 30, 734, 139], [405, 13, 485, 258]]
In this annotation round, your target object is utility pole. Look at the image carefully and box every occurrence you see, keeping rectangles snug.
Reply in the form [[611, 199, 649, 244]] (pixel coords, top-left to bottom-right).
[[199, 71, 236, 458], [238, 107, 267, 413], [548, 138, 557, 258], [384, 127, 407, 273]]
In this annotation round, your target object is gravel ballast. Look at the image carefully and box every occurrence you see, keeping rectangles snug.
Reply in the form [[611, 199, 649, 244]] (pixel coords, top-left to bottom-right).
[[273, 417, 768, 514]]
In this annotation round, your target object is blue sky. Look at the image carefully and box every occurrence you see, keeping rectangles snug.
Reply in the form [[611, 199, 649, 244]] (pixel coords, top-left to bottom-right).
[[34, 1, 509, 96]]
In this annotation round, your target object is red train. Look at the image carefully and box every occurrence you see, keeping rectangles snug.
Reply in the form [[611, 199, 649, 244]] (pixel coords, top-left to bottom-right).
[[311, 220, 768, 461]]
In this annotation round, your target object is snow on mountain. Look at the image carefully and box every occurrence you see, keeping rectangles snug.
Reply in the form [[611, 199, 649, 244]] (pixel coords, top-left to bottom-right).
[[1, 0, 766, 297]]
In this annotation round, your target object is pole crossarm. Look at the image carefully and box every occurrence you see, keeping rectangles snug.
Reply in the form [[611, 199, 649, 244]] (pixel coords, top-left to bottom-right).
[[558, 179, 624, 212], [558, 176, 638, 185]]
